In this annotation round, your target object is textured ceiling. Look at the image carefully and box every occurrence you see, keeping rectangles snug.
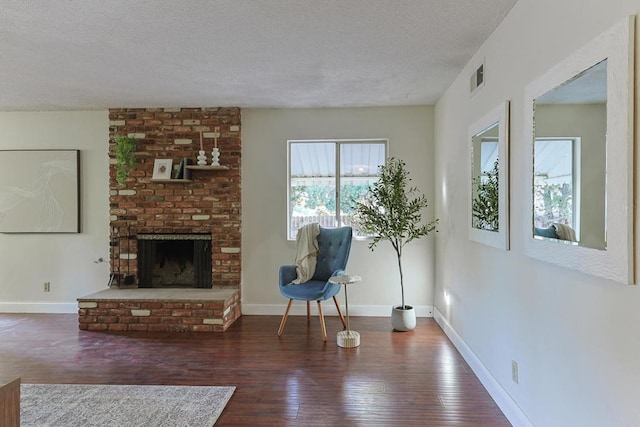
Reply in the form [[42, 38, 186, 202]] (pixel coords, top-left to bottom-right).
[[0, 0, 517, 111]]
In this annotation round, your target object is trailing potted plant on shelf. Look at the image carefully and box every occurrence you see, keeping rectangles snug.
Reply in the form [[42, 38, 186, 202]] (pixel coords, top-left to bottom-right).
[[114, 136, 139, 185], [352, 157, 438, 331]]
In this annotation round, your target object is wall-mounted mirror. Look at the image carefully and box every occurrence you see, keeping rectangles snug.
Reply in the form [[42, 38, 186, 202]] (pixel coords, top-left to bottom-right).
[[533, 60, 606, 250], [524, 16, 634, 284], [468, 101, 509, 250]]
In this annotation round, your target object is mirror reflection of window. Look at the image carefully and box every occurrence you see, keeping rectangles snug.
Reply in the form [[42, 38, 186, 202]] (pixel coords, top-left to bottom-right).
[[534, 138, 580, 241], [480, 139, 499, 180], [471, 124, 499, 232], [532, 60, 607, 250]]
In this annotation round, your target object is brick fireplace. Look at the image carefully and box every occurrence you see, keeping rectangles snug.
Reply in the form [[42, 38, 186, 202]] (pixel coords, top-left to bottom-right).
[[107, 107, 241, 290], [79, 107, 242, 332]]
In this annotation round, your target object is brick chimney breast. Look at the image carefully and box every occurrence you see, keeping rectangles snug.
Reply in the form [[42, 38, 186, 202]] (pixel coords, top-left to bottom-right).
[[108, 107, 241, 291]]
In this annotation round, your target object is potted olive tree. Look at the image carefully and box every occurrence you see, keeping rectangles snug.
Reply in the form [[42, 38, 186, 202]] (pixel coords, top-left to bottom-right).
[[352, 157, 438, 331]]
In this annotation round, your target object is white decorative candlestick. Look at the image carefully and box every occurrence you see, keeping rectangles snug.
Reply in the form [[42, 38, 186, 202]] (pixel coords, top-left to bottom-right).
[[211, 147, 220, 166], [211, 126, 220, 166], [197, 150, 207, 165], [197, 131, 207, 165]]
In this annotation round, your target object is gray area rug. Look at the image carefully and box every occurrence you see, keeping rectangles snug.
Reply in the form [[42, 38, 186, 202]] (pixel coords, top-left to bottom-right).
[[21, 384, 235, 426]]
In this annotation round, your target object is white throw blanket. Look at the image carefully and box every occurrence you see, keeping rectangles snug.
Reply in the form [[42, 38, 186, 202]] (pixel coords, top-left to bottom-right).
[[292, 223, 320, 284], [553, 223, 577, 242]]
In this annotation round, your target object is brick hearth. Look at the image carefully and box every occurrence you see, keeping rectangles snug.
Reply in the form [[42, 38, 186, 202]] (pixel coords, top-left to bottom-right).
[[78, 289, 240, 332]]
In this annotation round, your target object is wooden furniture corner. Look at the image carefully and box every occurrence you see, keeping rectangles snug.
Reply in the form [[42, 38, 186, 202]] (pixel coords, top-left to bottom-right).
[[0, 377, 20, 427]]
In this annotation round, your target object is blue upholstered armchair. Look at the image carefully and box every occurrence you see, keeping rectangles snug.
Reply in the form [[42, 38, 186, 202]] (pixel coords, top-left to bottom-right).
[[277, 226, 353, 341]]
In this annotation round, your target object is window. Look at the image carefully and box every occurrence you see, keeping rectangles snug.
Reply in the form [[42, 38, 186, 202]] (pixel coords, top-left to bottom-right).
[[288, 139, 387, 240], [534, 137, 581, 238]]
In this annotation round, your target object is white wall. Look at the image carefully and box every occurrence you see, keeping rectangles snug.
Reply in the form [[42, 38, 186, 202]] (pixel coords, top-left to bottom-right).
[[241, 106, 436, 316], [0, 107, 434, 317], [0, 112, 110, 312], [434, 1, 640, 425]]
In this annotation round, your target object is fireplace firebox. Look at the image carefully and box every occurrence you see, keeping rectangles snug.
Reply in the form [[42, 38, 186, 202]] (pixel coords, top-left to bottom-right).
[[137, 234, 212, 288]]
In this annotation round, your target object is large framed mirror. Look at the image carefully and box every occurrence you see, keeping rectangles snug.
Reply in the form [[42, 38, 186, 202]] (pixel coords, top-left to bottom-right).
[[524, 16, 634, 284], [468, 101, 509, 250]]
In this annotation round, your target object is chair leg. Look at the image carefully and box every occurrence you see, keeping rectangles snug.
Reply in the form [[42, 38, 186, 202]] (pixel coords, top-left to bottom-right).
[[333, 296, 347, 329], [278, 299, 293, 336], [317, 301, 327, 342], [306, 301, 311, 322]]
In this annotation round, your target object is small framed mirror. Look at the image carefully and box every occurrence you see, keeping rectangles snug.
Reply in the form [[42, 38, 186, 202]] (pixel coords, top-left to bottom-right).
[[468, 101, 509, 250], [524, 16, 634, 284]]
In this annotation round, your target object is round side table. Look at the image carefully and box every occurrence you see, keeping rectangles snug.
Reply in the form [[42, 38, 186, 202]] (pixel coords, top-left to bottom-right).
[[329, 274, 362, 348]]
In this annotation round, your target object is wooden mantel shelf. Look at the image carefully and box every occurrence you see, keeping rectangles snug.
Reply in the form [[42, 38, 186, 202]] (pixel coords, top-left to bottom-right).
[[185, 165, 230, 171], [149, 165, 228, 183], [150, 179, 193, 183]]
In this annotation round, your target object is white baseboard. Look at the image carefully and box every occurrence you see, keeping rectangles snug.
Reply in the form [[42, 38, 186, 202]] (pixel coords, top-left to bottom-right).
[[433, 307, 534, 427], [0, 301, 434, 317], [242, 303, 434, 317], [0, 302, 77, 314]]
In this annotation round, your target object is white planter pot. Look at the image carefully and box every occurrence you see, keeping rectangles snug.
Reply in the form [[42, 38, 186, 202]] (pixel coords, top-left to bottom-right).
[[391, 305, 416, 331]]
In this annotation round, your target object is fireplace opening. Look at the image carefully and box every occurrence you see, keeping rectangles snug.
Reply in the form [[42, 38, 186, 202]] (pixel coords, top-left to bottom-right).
[[137, 234, 212, 288]]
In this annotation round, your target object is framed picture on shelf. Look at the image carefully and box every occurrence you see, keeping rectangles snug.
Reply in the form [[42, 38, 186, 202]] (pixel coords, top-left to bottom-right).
[[152, 159, 173, 179], [173, 158, 185, 179]]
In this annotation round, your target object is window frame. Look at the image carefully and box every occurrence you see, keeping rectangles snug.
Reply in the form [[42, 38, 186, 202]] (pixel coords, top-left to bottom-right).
[[287, 138, 388, 241], [533, 136, 582, 240]]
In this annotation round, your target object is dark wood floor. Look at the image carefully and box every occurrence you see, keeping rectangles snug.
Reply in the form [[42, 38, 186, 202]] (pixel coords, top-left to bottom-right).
[[0, 313, 510, 426]]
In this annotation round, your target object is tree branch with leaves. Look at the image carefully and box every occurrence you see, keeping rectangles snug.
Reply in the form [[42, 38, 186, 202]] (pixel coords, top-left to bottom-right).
[[472, 159, 499, 231]]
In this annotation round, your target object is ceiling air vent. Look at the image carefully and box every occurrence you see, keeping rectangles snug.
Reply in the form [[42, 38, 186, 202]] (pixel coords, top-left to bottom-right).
[[470, 61, 485, 96]]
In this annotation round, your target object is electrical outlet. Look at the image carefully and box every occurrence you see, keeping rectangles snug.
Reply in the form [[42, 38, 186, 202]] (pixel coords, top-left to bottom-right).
[[511, 360, 519, 384], [43, 282, 50, 292]]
